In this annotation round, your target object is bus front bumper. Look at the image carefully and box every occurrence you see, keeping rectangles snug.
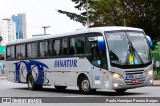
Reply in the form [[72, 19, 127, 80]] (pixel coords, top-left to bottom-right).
[[111, 76, 153, 90]]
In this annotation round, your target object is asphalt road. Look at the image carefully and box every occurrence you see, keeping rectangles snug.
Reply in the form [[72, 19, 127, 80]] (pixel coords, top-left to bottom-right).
[[1, 79, 160, 106], [0, 79, 160, 97]]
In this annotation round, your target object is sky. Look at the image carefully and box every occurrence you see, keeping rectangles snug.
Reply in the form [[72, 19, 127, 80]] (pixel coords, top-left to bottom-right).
[[0, 0, 84, 38]]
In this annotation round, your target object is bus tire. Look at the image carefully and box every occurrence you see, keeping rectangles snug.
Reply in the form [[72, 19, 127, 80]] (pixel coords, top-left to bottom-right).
[[27, 75, 43, 90], [115, 89, 127, 93], [78, 76, 95, 94], [54, 86, 67, 90]]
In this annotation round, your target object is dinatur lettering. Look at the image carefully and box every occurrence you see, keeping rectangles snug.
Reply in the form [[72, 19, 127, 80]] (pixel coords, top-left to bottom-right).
[[54, 60, 77, 67]]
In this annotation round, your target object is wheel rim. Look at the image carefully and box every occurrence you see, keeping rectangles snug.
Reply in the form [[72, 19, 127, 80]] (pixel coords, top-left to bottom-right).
[[81, 80, 90, 91]]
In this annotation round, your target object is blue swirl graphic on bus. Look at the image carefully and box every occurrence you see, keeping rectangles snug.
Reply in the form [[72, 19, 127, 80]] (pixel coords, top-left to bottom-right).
[[14, 60, 49, 85]]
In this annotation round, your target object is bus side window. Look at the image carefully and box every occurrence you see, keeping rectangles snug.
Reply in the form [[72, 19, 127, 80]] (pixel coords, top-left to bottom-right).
[[6, 47, 11, 60], [61, 38, 68, 56], [46, 41, 52, 57], [6, 46, 15, 60], [11, 46, 15, 59], [27, 43, 38, 58], [16, 45, 25, 59], [21, 44, 26, 59], [90, 41, 101, 67], [53, 40, 61, 56], [86, 34, 107, 68], [69, 37, 85, 56], [39, 42, 45, 57], [39, 41, 52, 57]]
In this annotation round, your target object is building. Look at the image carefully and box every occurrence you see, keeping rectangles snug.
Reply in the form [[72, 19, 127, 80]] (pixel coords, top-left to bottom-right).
[[12, 13, 27, 39], [0, 13, 27, 61], [0, 18, 16, 46], [0, 13, 27, 46]]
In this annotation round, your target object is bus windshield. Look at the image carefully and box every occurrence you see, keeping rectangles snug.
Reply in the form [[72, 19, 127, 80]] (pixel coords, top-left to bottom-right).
[[105, 31, 151, 66]]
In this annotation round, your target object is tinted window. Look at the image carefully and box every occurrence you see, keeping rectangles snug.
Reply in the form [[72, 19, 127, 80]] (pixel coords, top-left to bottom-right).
[[86, 33, 107, 68], [61, 38, 68, 55], [6, 47, 11, 59], [69, 37, 85, 55], [46, 41, 52, 56], [16, 44, 26, 59], [39, 41, 52, 57], [6, 46, 15, 59], [27, 43, 38, 58], [53, 40, 61, 56], [39, 42, 45, 57], [90, 41, 107, 67]]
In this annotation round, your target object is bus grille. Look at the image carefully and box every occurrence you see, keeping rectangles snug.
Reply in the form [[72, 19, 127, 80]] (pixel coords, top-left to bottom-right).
[[124, 70, 145, 85]]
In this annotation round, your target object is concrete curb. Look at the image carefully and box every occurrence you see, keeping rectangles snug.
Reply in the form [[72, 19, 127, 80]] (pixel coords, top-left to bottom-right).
[[153, 80, 160, 86], [0, 76, 6, 79]]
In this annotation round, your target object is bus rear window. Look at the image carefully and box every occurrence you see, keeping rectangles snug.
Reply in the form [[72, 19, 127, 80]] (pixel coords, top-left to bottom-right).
[[6, 46, 15, 60]]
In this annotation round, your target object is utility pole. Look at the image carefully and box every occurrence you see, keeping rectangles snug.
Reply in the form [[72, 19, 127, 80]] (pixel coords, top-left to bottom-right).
[[123, 19, 126, 26], [86, 0, 89, 28], [2, 18, 11, 21], [42, 26, 50, 35], [86, 0, 99, 28]]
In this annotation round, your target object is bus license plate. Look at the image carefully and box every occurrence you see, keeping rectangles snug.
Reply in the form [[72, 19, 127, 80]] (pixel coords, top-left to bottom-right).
[[126, 74, 143, 79], [132, 79, 140, 84]]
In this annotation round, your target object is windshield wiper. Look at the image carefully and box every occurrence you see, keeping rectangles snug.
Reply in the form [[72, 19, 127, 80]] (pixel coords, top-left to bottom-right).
[[128, 41, 144, 64]]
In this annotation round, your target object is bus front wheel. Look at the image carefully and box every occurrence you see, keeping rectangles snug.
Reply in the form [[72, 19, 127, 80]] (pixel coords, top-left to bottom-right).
[[27, 75, 42, 90], [78, 76, 95, 94]]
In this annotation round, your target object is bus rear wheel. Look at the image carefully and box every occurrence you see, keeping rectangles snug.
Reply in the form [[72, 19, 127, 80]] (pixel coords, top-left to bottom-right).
[[78, 76, 95, 94], [54, 86, 67, 90], [27, 75, 42, 90]]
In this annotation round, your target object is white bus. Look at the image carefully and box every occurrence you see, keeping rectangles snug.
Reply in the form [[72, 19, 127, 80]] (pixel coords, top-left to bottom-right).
[[5, 26, 153, 94]]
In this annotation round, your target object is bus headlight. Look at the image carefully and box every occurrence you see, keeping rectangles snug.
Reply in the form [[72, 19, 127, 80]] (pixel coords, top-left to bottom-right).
[[147, 70, 153, 76], [111, 72, 123, 79]]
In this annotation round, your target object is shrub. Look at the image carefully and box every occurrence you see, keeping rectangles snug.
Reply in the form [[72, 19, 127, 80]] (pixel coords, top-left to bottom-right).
[[154, 75, 160, 80]]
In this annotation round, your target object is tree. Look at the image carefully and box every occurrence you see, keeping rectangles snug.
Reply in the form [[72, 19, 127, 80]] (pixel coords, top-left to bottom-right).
[[57, 0, 160, 40], [57, 0, 94, 26]]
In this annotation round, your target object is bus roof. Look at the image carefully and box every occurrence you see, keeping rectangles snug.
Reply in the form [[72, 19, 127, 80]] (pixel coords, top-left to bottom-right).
[[6, 26, 143, 45]]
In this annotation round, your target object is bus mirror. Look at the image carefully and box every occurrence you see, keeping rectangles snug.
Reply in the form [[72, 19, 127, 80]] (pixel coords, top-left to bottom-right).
[[146, 35, 153, 48], [98, 36, 105, 51]]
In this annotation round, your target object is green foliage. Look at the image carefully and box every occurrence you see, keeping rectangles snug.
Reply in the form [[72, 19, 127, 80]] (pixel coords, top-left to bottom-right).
[[154, 42, 159, 50], [152, 39, 159, 50], [57, 10, 86, 26], [154, 74, 160, 80], [57, 0, 160, 39]]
